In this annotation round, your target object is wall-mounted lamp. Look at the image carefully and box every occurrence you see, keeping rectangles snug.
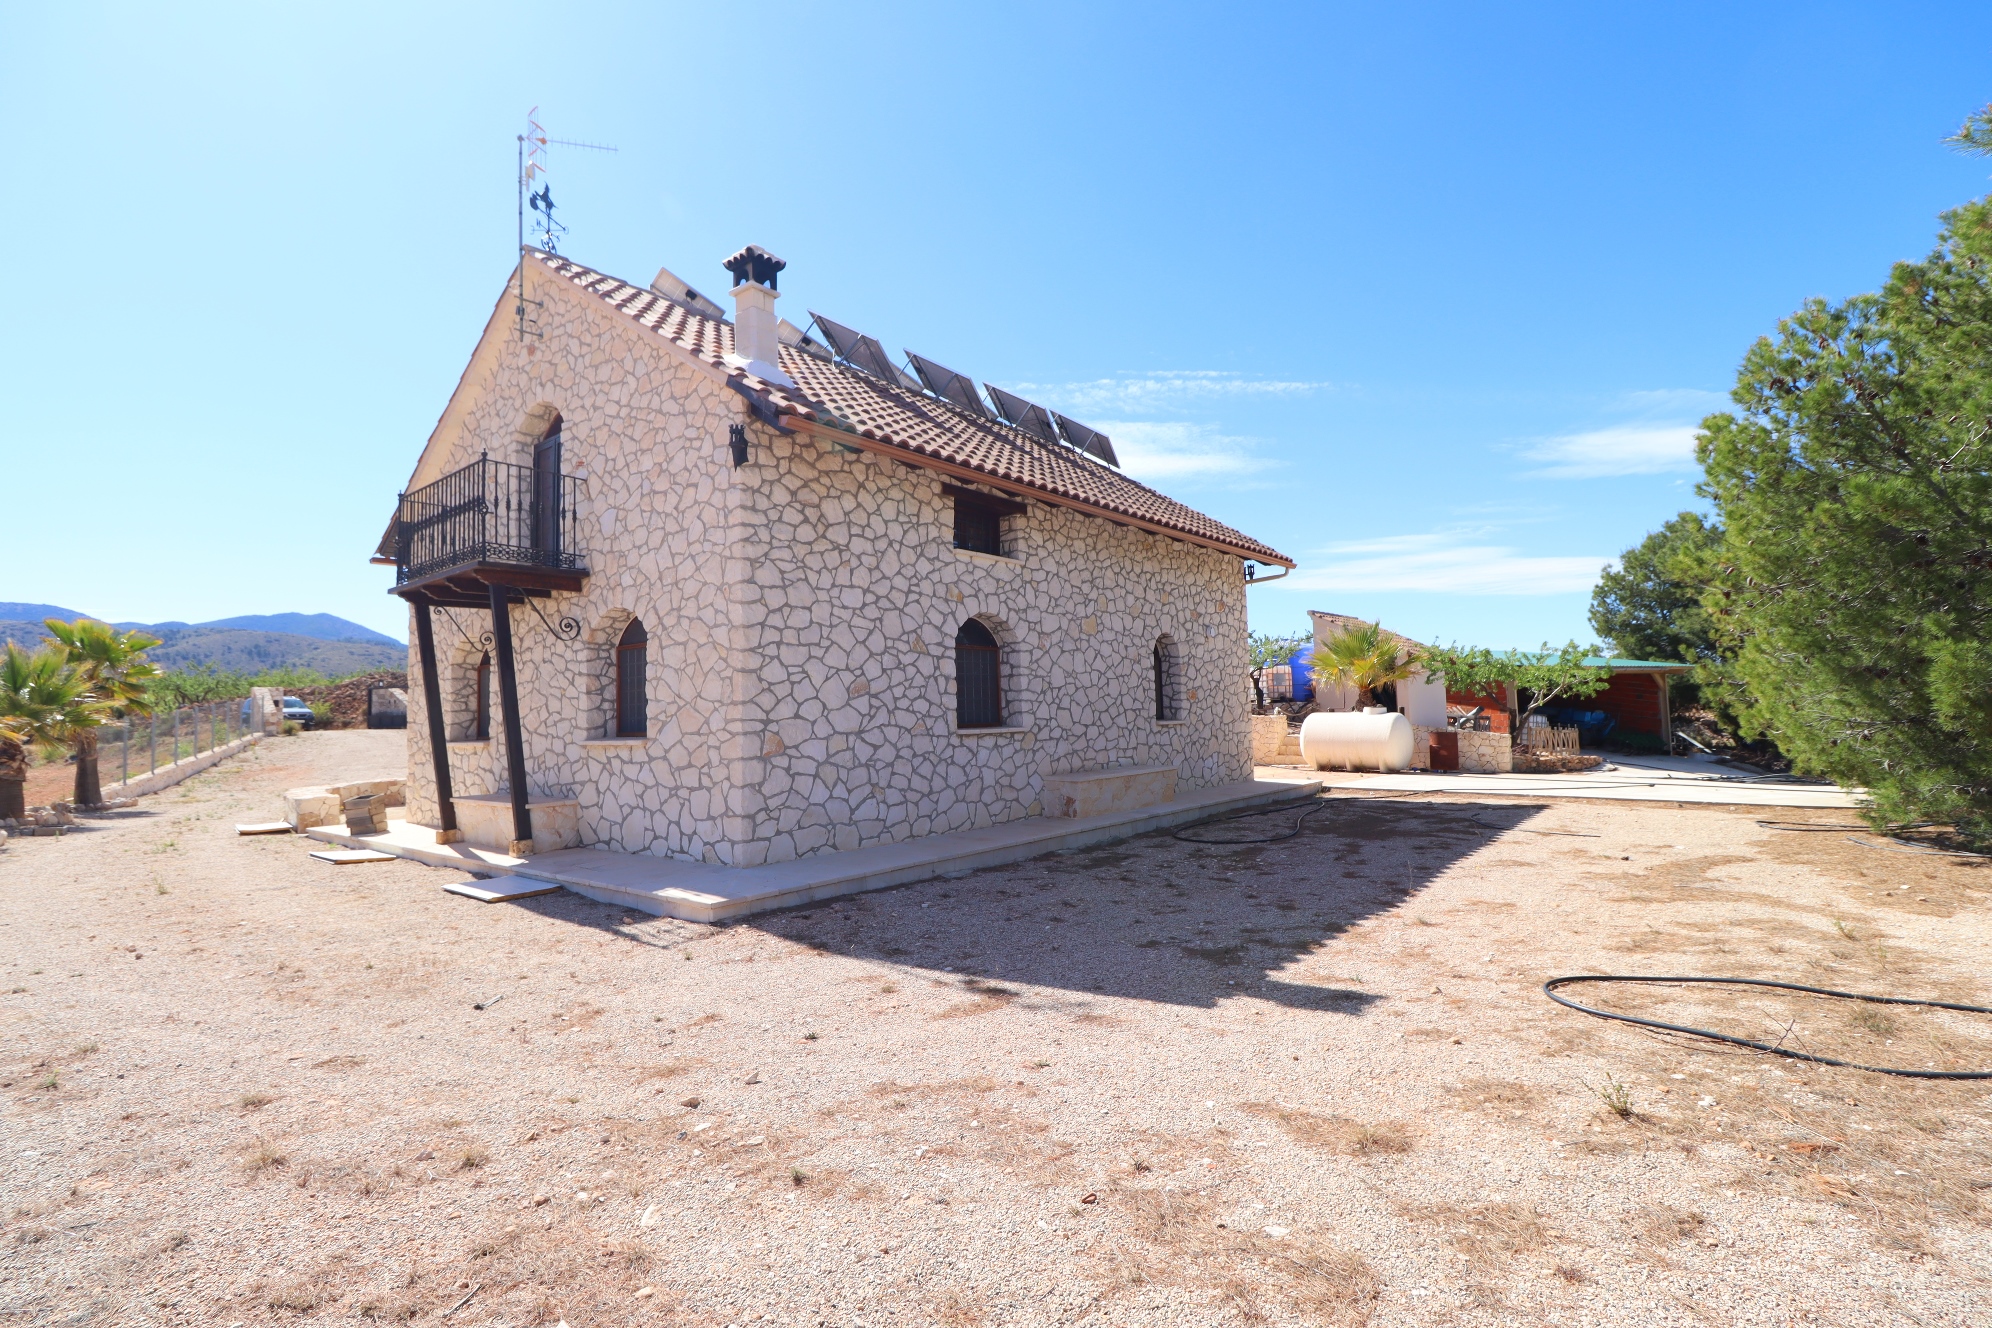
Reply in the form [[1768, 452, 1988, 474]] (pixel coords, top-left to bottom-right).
[[729, 423, 749, 468]]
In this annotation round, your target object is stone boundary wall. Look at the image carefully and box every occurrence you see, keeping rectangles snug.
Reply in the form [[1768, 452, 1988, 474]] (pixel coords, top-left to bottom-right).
[[100, 733, 262, 801]]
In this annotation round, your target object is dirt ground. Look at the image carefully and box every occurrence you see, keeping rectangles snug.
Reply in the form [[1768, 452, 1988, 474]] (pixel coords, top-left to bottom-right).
[[3, 730, 1989, 1327]]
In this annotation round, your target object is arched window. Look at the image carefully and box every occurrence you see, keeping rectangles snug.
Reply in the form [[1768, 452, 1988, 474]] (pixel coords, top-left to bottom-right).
[[616, 619, 648, 738], [473, 653, 491, 740], [955, 619, 1003, 729], [1153, 636, 1181, 721]]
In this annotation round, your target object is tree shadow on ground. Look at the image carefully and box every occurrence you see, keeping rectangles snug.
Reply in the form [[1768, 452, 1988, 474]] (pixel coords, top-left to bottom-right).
[[739, 795, 1555, 1014]]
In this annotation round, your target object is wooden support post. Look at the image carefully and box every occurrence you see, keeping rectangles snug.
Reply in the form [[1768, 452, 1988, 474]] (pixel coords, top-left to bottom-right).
[[412, 600, 461, 842], [488, 583, 534, 856]]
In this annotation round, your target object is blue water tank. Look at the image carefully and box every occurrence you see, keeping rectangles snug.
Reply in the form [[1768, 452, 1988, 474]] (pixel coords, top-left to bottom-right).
[[1288, 648, 1314, 702]]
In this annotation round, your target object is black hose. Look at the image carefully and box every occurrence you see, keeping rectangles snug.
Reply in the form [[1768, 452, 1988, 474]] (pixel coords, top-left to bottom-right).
[[1542, 975, 1992, 1079], [1466, 814, 1598, 838], [1753, 818, 1989, 857], [1845, 835, 1991, 860]]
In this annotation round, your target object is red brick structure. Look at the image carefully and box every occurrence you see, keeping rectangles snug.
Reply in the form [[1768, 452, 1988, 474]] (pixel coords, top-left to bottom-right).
[[1589, 669, 1674, 738]]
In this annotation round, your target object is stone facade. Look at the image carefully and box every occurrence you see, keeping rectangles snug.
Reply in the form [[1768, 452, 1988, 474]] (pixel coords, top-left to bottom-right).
[[402, 260, 1255, 866]]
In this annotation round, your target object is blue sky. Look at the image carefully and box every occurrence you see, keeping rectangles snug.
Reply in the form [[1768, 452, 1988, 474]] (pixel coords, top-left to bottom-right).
[[6, 2, 1991, 648]]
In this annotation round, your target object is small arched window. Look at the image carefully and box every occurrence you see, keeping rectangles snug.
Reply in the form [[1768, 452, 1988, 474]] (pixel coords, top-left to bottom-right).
[[1153, 636, 1181, 721], [473, 653, 491, 740], [616, 619, 648, 738], [955, 619, 1003, 729]]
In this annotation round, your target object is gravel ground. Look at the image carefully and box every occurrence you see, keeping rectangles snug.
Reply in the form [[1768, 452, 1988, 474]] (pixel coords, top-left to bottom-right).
[[2, 730, 1990, 1327]]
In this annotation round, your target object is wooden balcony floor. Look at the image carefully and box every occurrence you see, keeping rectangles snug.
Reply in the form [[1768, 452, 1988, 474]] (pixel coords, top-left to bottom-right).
[[394, 559, 588, 607]]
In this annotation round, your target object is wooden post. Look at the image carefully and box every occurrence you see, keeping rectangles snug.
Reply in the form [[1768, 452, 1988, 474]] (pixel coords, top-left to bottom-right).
[[1659, 672, 1673, 755], [412, 600, 461, 841], [488, 583, 534, 856]]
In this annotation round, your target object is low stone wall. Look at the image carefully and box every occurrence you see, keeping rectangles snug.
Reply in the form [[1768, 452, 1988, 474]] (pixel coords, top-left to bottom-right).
[[1458, 729, 1512, 774], [1250, 714, 1287, 765], [1410, 725, 1435, 770], [100, 733, 262, 801], [1042, 764, 1178, 819], [284, 777, 407, 830]]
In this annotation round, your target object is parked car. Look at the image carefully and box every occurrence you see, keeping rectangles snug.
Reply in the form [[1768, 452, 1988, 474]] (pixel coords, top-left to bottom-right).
[[238, 696, 318, 730]]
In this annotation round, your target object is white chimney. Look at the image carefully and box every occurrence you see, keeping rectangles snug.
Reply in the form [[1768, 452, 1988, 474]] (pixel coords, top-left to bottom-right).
[[721, 244, 793, 388]]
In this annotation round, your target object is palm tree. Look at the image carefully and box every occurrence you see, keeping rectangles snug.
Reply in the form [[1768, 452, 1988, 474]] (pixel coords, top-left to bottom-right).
[[0, 643, 95, 819], [41, 619, 161, 807], [1308, 620, 1422, 710]]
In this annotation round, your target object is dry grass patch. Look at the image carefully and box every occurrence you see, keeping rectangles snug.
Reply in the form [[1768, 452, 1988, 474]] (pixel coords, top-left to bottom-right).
[[1458, 1078, 1541, 1115], [634, 1058, 702, 1083], [1243, 1102, 1410, 1156], [261, 1280, 324, 1314], [1097, 1181, 1378, 1324], [1418, 1199, 1554, 1268], [1633, 1204, 1706, 1249], [240, 1138, 289, 1175], [932, 980, 1022, 1019], [310, 1054, 366, 1071]]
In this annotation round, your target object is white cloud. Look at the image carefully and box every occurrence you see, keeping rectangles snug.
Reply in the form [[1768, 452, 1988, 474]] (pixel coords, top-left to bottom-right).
[[1283, 532, 1607, 596], [1011, 370, 1334, 415], [1101, 421, 1268, 481], [1523, 424, 1701, 479], [1620, 387, 1728, 413]]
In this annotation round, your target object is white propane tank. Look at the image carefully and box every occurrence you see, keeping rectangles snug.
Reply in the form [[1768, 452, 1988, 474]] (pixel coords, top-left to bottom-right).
[[1299, 709, 1415, 772]]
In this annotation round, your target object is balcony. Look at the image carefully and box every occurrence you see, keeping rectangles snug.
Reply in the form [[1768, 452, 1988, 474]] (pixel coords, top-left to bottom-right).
[[390, 456, 587, 606]]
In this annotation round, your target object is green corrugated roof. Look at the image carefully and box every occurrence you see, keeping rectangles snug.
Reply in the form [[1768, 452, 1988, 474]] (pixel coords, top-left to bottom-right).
[[1582, 656, 1695, 672]]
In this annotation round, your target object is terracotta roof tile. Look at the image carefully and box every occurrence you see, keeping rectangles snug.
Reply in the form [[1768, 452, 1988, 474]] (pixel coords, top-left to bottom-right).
[[531, 250, 1291, 565]]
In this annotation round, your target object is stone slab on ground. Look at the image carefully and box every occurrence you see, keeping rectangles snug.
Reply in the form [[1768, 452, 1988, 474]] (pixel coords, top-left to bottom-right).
[[443, 877, 563, 903], [307, 847, 400, 864], [305, 776, 1323, 921]]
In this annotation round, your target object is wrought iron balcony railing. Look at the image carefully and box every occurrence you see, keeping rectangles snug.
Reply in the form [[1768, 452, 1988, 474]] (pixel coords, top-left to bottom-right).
[[394, 456, 586, 586]]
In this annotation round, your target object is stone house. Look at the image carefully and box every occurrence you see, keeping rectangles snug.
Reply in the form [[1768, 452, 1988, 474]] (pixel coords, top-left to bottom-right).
[[378, 245, 1292, 863]]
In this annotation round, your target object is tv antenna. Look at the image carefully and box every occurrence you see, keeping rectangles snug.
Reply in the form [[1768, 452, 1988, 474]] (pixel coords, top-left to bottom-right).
[[514, 108, 617, 340]]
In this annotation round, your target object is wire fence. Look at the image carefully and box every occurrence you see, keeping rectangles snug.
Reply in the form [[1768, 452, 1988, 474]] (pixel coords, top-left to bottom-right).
[[95, 699, 252, 789]]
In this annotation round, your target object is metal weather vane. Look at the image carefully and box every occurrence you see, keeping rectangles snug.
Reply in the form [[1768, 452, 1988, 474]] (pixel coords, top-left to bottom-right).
[[513, 108, 616, 339]]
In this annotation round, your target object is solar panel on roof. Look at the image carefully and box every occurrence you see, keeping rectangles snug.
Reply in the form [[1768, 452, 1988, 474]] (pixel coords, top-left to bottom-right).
[[810, 313, 921, 390], [983, 384, 1059, 445], [1053, 413, 1119, 467], [779, 317, 833, 360], [906, 352, 990, 418]]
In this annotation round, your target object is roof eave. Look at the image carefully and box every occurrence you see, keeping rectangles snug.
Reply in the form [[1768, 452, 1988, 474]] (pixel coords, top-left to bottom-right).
[[780, 413, 1294, 566]]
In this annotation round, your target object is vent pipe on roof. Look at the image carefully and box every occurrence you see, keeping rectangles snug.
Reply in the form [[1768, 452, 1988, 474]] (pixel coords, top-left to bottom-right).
[[721, 244, 793, 388]]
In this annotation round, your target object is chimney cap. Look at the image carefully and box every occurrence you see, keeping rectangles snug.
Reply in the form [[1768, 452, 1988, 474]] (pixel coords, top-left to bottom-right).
[[723, 245, 786, 290]]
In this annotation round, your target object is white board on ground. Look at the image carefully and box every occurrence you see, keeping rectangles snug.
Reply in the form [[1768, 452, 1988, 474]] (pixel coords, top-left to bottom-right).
[[309, 848, 398, 864], [444, 879, 563, 904]]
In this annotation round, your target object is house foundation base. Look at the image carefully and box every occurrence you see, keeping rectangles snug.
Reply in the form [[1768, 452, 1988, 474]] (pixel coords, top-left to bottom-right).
[[302, 776, 1322, 923]]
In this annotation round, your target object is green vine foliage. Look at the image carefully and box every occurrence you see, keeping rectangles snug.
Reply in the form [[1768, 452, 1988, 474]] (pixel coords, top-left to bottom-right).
[[1697, 197, 1992, 843]]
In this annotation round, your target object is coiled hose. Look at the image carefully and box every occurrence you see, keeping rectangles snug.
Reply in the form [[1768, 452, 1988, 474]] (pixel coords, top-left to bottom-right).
[[1542, 975, 1992, 1079]]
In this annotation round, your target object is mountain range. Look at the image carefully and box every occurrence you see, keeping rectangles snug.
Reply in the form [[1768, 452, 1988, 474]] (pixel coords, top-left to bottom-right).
[[0, 604, 405, 675]]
